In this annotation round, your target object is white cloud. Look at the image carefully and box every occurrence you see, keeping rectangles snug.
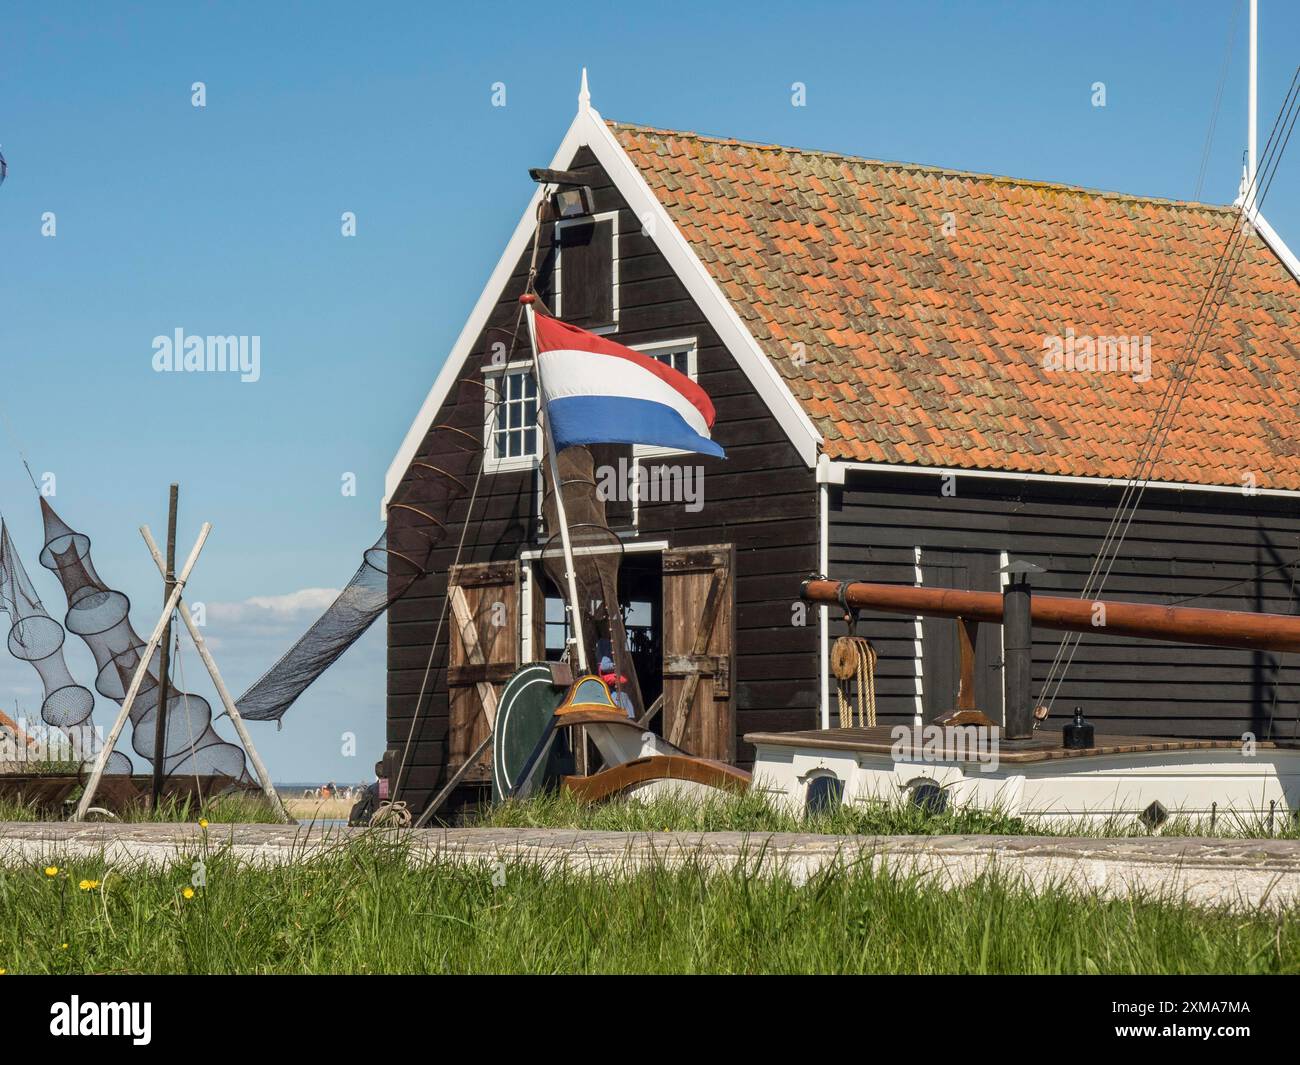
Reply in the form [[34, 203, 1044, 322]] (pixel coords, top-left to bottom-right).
[[207, 587, 340, 623]]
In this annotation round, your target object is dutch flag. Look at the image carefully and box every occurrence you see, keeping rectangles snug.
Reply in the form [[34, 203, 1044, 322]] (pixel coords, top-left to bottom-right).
[[530, 312, 726, 459]]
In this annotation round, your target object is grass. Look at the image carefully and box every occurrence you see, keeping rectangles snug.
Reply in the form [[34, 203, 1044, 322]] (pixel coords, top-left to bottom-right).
[[0, 792, 281, 825], [2, 778, 1294, 839], [0, 834, 1296, 974], [470, 787, 1300, 839]]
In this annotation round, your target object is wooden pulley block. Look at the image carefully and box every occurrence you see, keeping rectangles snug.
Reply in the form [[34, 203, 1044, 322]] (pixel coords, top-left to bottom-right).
[[831, 637, 862, 681]]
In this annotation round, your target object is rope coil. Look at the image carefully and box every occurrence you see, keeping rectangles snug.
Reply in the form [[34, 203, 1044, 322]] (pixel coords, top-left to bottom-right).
[[369, 800, 412, 828]]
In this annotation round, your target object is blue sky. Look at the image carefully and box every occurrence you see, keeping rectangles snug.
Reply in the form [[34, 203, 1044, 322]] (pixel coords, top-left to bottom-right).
[[0, 0, 1296, 782]]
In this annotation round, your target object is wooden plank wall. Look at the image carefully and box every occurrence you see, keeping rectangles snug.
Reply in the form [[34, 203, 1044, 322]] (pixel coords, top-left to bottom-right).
[[829, 471, 1300, 740], [386, 147, 820, 813]]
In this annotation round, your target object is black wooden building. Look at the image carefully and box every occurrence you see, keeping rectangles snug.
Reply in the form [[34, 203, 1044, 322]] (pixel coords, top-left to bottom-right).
[[382, 86, 1300, 814]]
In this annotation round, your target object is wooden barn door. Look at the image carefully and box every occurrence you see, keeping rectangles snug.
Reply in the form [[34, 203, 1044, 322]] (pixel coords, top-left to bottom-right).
[[662, 545, 735, 761], [447, 560, 519, 781]]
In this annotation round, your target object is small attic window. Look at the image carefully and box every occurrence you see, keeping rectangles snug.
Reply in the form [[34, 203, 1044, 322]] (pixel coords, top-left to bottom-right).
[[554, 211, 618, 333]]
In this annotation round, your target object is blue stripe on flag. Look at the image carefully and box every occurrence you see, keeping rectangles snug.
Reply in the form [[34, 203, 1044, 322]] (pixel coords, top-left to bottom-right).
[[546, 395, 726, 458]]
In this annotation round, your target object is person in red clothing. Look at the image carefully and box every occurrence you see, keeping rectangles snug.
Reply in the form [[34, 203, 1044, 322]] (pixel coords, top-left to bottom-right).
[[598, 654, 635, 718]]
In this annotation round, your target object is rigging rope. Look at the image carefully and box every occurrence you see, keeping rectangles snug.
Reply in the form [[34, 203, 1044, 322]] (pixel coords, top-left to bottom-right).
[[1195, 0, 1243, 201], [392, 195, 554, 807], [1036, 67, 1300, 718], [389, 299, 530, 806]]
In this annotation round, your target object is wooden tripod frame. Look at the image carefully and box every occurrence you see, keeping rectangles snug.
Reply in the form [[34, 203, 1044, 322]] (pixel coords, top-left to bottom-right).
[[71, 523, 293, 823]]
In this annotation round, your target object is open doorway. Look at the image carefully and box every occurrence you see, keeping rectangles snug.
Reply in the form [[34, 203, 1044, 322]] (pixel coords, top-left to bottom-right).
[[530, 548, 663, 720]]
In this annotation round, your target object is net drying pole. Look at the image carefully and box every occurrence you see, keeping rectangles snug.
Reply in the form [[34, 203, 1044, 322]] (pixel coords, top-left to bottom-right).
[[140, 524, 294, 824], [150, 483, 178, 810]]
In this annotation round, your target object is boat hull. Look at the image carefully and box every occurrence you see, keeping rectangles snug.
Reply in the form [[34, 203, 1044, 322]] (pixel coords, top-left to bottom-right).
[[747, 727, 1300, 830]]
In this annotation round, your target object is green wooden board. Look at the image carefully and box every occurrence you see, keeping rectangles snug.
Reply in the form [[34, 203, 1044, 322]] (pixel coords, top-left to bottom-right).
[[492, 663, 568, 801]]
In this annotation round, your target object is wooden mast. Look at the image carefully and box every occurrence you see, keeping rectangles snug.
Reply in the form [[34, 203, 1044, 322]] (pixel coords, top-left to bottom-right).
[[525, 298, 589, 673], [802, 578, 1300, 655]]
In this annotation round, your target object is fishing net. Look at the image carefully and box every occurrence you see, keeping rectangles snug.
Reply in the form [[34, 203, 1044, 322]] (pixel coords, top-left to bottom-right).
[[0, 520, 127, 772], [37, 497, 246, 779], [540, 445, 643, 715], [234, 528, 429, 721], [235, 376, 494, 722]]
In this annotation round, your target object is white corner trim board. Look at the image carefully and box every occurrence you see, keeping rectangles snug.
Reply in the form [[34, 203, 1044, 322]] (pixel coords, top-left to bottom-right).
[[382, 97, 824, 515]]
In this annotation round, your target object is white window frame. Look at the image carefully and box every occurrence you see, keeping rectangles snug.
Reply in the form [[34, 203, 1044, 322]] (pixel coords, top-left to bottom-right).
[[630, 337, 700, 460], [483, 360, 540, 474], [554, 210, 620, 334]]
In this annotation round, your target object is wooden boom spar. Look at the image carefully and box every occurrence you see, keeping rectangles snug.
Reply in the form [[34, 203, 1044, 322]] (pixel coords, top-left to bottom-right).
[[801, 578, 1300, 655]]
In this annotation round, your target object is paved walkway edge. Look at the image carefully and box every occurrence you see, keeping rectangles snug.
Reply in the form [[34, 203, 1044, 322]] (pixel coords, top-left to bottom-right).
[[1, 822, 1298, 911]]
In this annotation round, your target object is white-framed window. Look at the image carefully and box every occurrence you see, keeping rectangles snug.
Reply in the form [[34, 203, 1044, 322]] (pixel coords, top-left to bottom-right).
[[631, 337, 700, 460], [484, 362, 540, 473], [555, 210, 619, 334]]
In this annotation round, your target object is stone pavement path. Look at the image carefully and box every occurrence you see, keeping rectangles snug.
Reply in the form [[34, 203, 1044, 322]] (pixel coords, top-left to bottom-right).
[[1, 821, 1298, 910]]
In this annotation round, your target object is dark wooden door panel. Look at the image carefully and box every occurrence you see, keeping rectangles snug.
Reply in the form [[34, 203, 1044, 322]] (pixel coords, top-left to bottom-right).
[[662, 545, 735, 760], [447, 560, 520, 780]]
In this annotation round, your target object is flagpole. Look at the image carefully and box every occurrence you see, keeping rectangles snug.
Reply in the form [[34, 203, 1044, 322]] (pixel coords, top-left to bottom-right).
[[524, 299, 590, 673]]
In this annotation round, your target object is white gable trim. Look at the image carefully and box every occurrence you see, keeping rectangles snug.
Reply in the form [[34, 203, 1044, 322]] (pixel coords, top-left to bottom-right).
[[381, 111, 587, 513], [1247, 209, 1300, 285], [382, 100, 823, 512], [584, 112, 823, 467]]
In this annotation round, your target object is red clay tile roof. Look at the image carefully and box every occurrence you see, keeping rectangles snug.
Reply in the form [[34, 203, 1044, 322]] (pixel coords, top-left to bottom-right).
[[611, 121, 1300, 490]]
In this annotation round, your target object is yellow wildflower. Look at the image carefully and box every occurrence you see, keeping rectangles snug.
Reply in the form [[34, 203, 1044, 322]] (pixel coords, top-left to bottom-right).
[[60, 943, 68, 950], [198, 818, 209, 829], [43, 866, 58, 877], [182, 886, 195, 900], [78, 879, 101, 891]]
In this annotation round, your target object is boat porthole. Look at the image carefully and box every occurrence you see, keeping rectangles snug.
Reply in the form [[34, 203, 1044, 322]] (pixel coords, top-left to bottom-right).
[[805, 774, 844, 815], [904, 777, 947, 815]]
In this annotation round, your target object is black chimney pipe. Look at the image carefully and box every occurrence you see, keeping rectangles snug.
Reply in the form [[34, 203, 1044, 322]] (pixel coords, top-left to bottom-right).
[[1000, 560, 1042, 739]]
